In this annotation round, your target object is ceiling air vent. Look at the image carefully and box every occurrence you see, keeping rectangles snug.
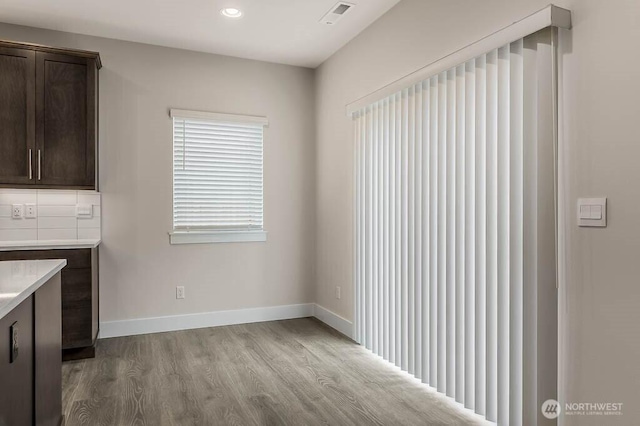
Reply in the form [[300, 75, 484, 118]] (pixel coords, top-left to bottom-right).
[[320, 2, 355, 25]]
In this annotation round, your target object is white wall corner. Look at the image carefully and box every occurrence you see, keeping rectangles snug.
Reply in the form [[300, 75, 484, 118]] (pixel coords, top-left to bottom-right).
[[99, 303, 315, 339], [313, 304, 354, 340]]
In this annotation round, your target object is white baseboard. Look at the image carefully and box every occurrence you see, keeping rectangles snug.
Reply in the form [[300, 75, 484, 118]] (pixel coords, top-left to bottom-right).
[[313, 304, 354, 340], [100, 303, 315, 339], [99, 302, 354, 340]]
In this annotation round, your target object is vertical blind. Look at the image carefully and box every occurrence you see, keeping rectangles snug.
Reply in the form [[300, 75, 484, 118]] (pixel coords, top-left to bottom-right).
[[354, 29, 557, 426], [172, 114, 265, 231]]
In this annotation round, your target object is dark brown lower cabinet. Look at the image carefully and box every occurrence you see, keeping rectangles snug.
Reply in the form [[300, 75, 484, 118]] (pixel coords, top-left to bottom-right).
[[0, 294, 34, 426], [35, 273, 62, 426], [0, 247, 99, 361], [0, 273, 62, 426]]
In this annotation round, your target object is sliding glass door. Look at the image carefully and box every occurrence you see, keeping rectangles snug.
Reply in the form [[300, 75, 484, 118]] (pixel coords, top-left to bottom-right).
[[353, 29, 557, 426]]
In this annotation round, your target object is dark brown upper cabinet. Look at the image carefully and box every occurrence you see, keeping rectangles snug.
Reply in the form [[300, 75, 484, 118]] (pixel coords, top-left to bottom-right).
[[0, 47, 35, 185], [0, 40, 101, 189]]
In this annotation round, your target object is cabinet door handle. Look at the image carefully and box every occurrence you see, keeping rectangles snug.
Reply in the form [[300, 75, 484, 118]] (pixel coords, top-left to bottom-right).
[[28, 149, 33, 180], [37, 150, 42, 181]]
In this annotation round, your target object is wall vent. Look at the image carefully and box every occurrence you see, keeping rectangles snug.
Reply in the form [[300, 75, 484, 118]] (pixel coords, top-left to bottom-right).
[[320, 2, 355, 25]]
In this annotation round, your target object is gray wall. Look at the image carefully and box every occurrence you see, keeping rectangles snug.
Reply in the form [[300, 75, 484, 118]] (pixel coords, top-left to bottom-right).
[[0, 23, 317, 322], [315, 0, 640, 424]]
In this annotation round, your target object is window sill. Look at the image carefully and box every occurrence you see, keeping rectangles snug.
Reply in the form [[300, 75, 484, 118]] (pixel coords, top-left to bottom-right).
[[169, 230, 267, 245]]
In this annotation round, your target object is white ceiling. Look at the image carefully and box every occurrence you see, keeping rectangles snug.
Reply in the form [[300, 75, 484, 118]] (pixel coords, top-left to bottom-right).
[[0, 0, 402, 68]]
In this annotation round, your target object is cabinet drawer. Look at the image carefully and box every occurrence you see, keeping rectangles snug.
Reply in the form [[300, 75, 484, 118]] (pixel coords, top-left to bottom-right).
[[0, 249, 90, 269]]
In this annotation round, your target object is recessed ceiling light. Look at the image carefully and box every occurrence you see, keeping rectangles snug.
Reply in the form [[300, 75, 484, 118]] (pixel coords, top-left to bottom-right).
[[221, 7, 243, 18]]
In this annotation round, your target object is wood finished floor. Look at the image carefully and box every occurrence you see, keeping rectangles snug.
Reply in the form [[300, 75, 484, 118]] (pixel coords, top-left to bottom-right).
[[62, 318, 486, 426]]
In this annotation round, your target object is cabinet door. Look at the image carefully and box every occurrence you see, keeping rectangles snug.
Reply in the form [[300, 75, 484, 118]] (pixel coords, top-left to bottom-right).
[[36, 52, 96, 188], [35, 273, 62, 426], [0, 295, 34, 426], [61, 268, 93, 348], [0, 47, 35, 185]]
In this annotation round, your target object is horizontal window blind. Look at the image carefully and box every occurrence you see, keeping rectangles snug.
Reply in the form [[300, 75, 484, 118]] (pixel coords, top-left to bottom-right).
[[354, 29, 557, 426], [173, 115, 264, 231]]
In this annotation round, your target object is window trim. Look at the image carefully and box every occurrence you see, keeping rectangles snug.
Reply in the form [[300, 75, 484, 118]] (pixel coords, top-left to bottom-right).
[[169, 109, 268, 245], [169, 230, 267, 245]]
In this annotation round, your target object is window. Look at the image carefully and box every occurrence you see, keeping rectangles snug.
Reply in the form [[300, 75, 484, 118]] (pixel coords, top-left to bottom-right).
[[169, 109, 268, 244]]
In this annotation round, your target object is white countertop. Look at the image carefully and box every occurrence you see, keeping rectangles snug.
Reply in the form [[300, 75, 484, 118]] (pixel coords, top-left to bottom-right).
[[0, 259, 67, 320], [0, 239, 101, 251]]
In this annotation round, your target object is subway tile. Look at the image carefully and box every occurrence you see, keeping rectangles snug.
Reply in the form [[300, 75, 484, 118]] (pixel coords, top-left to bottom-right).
[[0, 229, 38, 241], [38, 205, 76, 217], [38, 228, 78, 240], [0, 188, 32, 194], [0, 189, 37, 195], [0, 192, 37, 204], [78, 192, 101, 205], [0, 217, 38, 229], [0, 190, 101, 242], [78, 228, 100, 240], [37, 190, 77, 205], [38, 216, 77, 229], [77, 217, 101, 228]]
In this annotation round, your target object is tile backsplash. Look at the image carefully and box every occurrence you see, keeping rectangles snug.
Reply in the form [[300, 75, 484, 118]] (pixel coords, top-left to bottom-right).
[[0, 189, 101, 242]]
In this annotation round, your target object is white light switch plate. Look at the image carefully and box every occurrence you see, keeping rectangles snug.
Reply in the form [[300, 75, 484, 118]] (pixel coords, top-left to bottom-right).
[[578, 198, 607, 227], [76, 204, 93, 218], [25, 204, 36, 219]]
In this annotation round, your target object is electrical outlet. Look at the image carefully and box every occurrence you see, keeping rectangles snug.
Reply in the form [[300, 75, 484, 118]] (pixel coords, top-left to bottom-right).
[[336, 286, 341, 299], [25, 204, 36, 219], [176, 286, 185, 299], [11, 204, 23, 219]]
